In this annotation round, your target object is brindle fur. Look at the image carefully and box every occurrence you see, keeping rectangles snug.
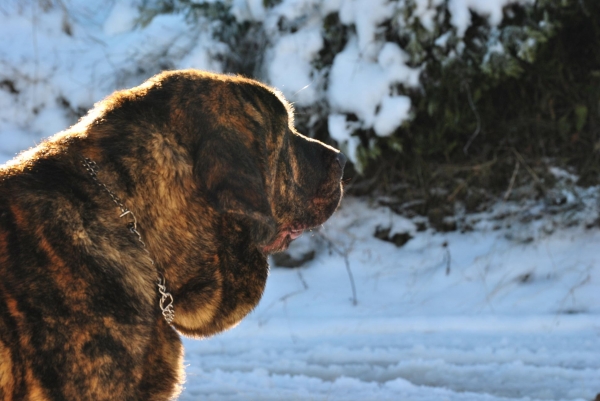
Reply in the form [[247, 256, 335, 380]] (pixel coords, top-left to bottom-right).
[[0, 70, 344, 400]]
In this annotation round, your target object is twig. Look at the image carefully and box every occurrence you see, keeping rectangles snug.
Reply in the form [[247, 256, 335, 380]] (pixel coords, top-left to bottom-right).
[[443, 241, 451, 275], [316, 231, 358, 306], [297, 270, 308, 290], [462, 81, 482, 155], [255, 271, 310, 326], [343, 164, 383, 193], [342, 252, 358, 306], [433, 155, 497, 176], [504, 160, 520, 201], [447, 180, 468, 202], [511, 148, 540, 183]]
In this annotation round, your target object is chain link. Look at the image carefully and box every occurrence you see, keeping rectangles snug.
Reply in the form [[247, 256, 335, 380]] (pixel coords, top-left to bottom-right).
[[82, 157, 175, 324], [158, 275, 175, 324]]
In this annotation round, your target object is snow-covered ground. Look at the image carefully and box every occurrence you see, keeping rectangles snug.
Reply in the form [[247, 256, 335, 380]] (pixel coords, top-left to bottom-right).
[[179, 197, 600, 401], [1, 1, 599, 400]]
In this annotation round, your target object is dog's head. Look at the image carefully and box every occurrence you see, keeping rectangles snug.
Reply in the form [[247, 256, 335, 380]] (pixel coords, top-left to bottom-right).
[[82, 70, 345, 336], [262, 126, 347, 253], [171, 71, 346, 254]]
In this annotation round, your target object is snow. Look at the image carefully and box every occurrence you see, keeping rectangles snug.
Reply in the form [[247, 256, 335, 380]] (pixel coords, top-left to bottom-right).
[[412, 0, 445, 32], [327, 114, 362, 166], [338, 0, 394, 59], [182, 318, 599, 400], [327, 39, 419, 131], [103, 1, 139, 36], [267, 27, 323, 106], [1, 2, 599, 401], [374, 95, 412, 137], [246, 0, 267, 21], [0, 1, 225, 163], [328, 38, 390, 126], [448, 0, 534, 37], [178, 197, 600, 400]]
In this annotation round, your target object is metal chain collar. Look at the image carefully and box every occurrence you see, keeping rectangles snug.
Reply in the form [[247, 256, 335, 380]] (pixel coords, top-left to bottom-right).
[[81, 157, 175, 324]]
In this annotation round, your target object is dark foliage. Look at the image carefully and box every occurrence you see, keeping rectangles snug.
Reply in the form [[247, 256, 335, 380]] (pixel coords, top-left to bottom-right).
[[140, 0, 600, 223]]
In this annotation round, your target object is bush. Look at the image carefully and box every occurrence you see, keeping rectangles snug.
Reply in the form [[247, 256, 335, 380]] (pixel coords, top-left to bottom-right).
[[140, 0, 600, 214]]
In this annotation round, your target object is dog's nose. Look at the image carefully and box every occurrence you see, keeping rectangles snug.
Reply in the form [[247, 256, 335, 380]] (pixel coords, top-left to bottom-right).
[[336, 152, 347, 170]]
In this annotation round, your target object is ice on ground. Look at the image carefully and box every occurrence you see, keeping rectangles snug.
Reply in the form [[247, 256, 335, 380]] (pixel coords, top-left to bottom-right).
[[182, 317, 599, 401]]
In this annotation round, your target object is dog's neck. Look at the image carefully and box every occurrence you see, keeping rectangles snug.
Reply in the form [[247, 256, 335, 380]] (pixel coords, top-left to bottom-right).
[[81, 156, 176, 325]]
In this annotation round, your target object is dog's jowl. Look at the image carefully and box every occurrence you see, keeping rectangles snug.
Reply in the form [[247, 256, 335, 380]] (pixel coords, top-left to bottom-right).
[[0, 70, 345, 401]]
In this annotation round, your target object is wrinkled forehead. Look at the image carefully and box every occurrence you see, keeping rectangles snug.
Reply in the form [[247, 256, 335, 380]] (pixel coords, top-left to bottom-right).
[[250, 84, 297, 159]]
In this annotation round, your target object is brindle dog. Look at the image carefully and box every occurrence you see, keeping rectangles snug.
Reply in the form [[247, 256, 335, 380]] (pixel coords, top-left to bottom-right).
[[0, 70, 345, 400]]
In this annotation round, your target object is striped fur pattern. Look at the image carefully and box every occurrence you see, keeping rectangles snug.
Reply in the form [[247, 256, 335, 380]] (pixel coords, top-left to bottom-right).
[[0, 70, 345, 400]]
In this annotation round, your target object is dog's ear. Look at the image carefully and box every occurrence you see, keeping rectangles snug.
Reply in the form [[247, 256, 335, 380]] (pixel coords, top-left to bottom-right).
[[195, 133, 276, 245]]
